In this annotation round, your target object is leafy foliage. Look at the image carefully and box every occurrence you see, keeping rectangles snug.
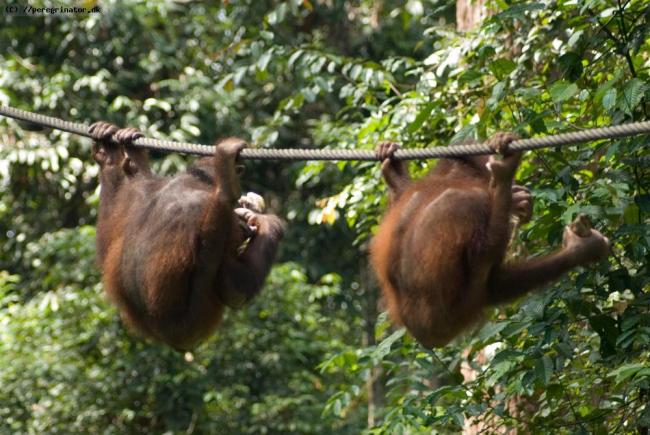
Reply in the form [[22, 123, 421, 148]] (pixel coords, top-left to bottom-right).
[[1, 0, 650, 433]]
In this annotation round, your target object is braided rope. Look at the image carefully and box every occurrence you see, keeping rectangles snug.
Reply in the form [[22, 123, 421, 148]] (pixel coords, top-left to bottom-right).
[[2, 105, 650, 160]]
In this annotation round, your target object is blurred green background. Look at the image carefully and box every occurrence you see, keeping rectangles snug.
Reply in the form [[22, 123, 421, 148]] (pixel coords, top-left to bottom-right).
[[1, 0, 650, 433]]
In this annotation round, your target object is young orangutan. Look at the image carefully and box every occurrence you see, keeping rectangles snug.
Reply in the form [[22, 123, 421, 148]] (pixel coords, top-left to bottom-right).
[[370, 133, 610, 347], [90, 122, 284, 350]]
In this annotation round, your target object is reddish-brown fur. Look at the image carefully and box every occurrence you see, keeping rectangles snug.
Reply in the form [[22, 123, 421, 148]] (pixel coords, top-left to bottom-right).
[[370, 134, 610, 347], [90, 122, 284, 350]]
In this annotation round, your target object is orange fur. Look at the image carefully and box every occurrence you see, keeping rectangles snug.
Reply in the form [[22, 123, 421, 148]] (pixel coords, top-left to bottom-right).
[[91, 123, 284, 350], [370, 136, 610, 347]]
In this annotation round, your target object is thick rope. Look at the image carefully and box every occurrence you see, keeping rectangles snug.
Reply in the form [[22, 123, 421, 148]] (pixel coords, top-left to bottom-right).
[[1, 105, 649, 160]]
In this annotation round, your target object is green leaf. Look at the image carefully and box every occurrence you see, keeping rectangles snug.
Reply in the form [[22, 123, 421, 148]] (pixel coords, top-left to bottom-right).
[[426, 385, 467, 403], [496, 2, 545, 19], [535, 355, 553, 385], [372, 329, 405, 360], [491, 349, 524, 365], [619, 78, 647, 114], [489, 59, 516, 80], [558, 52, 583, 81], [609, 363, 646, 383], [287, 49, 304, 67], [407, 102, 436, 133], [623, 204, 639, 224], [257, 49, 273, 71], [567, 30, 584, 47], [450, 123, 478, 144], [487, 81, 506, 108], [602, 88, 617, 111], [458, 69, 483, 85], [549, 81, 579, 103], [259, 30, 274, 41], [476, 321, 508, 341], [589, 315, 619, 357]]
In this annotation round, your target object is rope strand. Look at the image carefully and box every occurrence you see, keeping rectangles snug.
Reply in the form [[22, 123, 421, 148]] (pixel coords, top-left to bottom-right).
[[1, 105, 649, 161]]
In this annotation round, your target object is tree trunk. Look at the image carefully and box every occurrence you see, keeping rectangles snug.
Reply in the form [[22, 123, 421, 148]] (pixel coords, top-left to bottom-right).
[[360, 252, 384, 428], [456, 0, 489, 31]]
